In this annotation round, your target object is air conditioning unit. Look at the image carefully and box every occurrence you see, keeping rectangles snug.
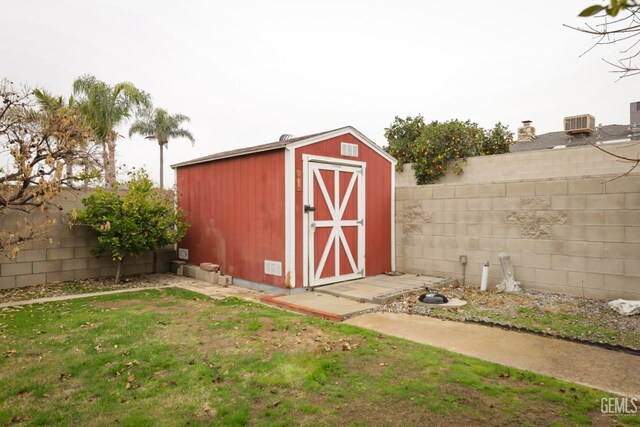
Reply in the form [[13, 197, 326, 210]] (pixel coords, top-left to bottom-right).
[[563, 114, 596, 134]]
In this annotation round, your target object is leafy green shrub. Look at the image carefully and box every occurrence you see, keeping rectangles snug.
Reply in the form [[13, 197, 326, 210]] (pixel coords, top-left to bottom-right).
[[71, 170, 189, 283], [384, 117, 513, 184], [384, 115, 426, 171]]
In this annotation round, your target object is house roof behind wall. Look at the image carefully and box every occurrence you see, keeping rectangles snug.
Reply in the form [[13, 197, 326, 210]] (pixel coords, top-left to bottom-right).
[[511, 124, 630, 152]]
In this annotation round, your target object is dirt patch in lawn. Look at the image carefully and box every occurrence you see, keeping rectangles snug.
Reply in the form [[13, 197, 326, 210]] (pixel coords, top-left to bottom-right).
[[255, 320, 362, 354], [145, 298, 363, 359]]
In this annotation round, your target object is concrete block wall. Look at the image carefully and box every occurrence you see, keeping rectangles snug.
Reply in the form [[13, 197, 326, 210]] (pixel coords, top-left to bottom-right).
[[0, 189, 176, 289], [395, 145, 640, 300], [396, 141, 640, 187]]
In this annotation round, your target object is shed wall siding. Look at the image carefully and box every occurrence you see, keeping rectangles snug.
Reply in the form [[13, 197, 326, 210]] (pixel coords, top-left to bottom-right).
[[295, 134, 392, 286], [176, 150, 286, 286]]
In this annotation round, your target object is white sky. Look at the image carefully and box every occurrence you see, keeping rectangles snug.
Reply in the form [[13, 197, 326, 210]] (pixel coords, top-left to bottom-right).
[[1, 0, 636, 188]]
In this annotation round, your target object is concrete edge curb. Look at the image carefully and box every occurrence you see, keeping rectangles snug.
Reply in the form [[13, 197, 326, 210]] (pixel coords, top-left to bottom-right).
[[0, 285, 173, 309], [261, 294, 344, 321]]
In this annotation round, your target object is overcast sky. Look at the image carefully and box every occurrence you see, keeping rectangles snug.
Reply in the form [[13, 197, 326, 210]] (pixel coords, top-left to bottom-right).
[[1, 1, 635, 187]]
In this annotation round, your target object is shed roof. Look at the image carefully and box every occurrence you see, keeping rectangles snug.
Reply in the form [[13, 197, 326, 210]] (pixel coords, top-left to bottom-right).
[[171, 126, 395, 168], [510, 124, 630, 152]]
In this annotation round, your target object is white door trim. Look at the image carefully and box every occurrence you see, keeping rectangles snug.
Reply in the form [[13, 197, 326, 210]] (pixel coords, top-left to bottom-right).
[[390, 161, 396, 272], [303, 154, 366, 287], [284, 146, 296, 287]]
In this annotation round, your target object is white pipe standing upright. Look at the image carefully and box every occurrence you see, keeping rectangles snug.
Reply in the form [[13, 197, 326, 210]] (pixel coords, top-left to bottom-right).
[[480, 262, 490, 291]]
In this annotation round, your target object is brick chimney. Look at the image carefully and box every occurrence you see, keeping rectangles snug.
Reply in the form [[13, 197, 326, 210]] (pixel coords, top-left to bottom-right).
[[517, 120, 536, 141]]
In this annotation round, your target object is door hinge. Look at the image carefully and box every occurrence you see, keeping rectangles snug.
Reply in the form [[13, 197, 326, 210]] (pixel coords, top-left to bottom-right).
[[356, 219, 364, 225], [358, 269, 364, 276]]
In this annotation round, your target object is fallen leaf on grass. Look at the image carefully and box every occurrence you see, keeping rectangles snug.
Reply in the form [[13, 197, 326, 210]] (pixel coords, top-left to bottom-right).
[[379, 362, 390, 366], [342, 342, 352, 351], [125, 380, 140, 391], [271, 400, 282, 407], [59, 373, 72, 382], [5, 349, 17, 357], [151, 370, 170, 378], [94, 343, 102, 352], [499, 372, 510, 378]]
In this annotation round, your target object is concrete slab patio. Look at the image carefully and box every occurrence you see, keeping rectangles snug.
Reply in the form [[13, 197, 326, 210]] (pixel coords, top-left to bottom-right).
[[260, 274, 444, 320], [346, 312, 640, 398], [315, 273, 447, 304], [262, 292, 378, 321]]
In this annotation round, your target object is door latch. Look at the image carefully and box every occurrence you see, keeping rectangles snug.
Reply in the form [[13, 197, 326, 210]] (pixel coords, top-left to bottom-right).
[[304, 205, 316, 213]]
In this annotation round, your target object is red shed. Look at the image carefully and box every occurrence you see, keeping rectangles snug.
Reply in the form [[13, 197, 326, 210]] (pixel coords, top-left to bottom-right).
[[172, 126, 396, 290]]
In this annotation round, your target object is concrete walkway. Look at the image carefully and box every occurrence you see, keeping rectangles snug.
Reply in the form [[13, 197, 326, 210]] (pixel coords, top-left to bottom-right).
[[316, 273, 446, 303], [175, 278, 267, 302], [262, 292, 378, 320], [261, 274, 439, 319], [0, 286, 173, 309], [0, 277, 266, 309], [346, 312, 640, 398]]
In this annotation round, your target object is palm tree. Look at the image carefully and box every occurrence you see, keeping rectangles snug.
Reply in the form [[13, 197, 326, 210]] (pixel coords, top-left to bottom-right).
[[129, 108, 195, 189], [72, 75, 151, 188]]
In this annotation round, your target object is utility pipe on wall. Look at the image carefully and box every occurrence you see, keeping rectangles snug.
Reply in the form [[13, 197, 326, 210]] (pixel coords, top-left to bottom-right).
[[480, 262, 490, 291]]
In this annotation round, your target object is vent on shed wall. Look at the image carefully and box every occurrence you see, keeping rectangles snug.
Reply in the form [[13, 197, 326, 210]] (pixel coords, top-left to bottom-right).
[[264, 260, 282, 276], [178, 248, 189, 260], [341, 142, 358, 157]]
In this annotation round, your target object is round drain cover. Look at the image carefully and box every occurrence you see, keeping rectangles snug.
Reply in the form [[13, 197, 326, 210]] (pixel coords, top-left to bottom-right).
[[418, 293, 449, 304]]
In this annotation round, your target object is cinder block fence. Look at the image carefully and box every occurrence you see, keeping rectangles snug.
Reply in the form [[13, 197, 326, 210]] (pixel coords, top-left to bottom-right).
[[395, 143, 640, 300], [0, 190, 174, 290]]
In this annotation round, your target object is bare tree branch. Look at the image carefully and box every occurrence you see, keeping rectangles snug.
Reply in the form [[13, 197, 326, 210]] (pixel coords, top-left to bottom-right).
[[577, 134, 640, 181], [566, 5, 640, 78], [0, 79, 99, 259]]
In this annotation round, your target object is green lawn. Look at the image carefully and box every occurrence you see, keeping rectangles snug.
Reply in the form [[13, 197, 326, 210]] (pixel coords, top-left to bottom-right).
[[0, 288, 635, 426]]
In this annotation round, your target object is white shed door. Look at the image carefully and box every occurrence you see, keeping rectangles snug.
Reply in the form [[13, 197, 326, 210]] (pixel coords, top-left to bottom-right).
[[306, 161, 365, 286]]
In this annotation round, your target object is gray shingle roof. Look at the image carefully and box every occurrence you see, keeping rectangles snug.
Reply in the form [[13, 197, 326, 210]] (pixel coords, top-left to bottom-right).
[[510, 124, 630, 153], [170, 128, 343, 168]]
